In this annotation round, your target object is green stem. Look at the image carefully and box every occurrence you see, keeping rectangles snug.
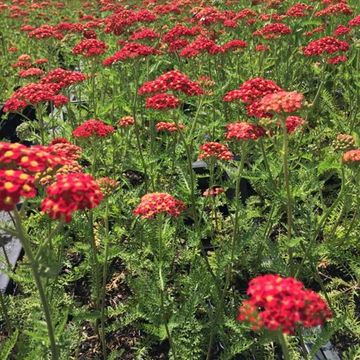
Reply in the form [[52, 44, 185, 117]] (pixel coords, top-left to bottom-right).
[[100, 202, 110, 360], [13, 209, 58, 360], [225, 142, 247, 292], [278, 332, 291, 360], [157, 218, 177, 360], [281, 117, 294, 275]]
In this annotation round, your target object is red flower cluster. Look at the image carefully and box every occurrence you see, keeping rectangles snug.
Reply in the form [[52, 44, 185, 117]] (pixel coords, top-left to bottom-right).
[[225, 78, 282, 104], [133, 192, 185, 219], [260, 91, 304, 113], [49, 141, 82, 162], [237, 274, 332, 334], [145, 93, 180, 110], [103, 42, 159, 66], [253, 23, 292, 39], [40, 68, 87, 89], [130, 27, 160, 41], [117, 116, 135, 128], [333, 25, 351, 37], [139, 70, 204, 96], [328, 55, 347, 64], [96, 177, 119, 197], [348, 15, 360, 27], [315, 3, 353, 17], [342, 149, 360, 164], [0, 142, 68, 174], [41, 173, 103, 222], [28, 24, 63, 40], [226, 122, 266, 141], [224, 77, 283, 118], [0, 169, 36, 211], [203, 186, 225, 197], [198, 142, 233, 161], [3, 83, 68, 112], [222, 40, 247, 52], [104, 8, 157, 36], [285, 3, 313, 17], [19, 67, 44, 78], [162, 24, 200, 44], [72, 119, 115, 138], [179, 36, 223, 57], [156, 122, 185, 132], [303, 36, 349, 57], [285, 116, 306, 133], [72, 39, 107, 57]]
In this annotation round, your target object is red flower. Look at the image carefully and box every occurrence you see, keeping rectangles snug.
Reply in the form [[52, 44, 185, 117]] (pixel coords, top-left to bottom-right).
[[103, 42, 159, 66], [203, 186, 225, 197], [285, 3, 313, 17], [156, 122, 185, 132], [133, 192, 185, 219], [285, 116, 306, 133], [333, 25, 351, 37], [327, 55, 347, 65], [315, 3, 353, 17], [72, 39, 107, 57], [49, 142, 82, 162], [28, 24, 63, 40], [139, 70, 204, 96], [342, 149, 360, 164], [237, 274, 332, 334], [303, 36, 349, 57], [96, 177, 119, 197], [0, 169, 36, 211], [259, 91, 304, 113], [3, 83, 68, 112], [179, 35, 223, 58], [253, 23, 292, 39], [349, 15, 360, 27], [130, 27, 160, 41], [222, 40, 247, 52], [41, 173, 103, 222], [145, 93, 180, 110], [226, 122, 266, 140], [40, 68, 87, 89], [72, 119, 115, 138], [224, 77, 282, 104], [117, 116, 135, 128], [199, 142, 233, 161], [19, 67, 44, 78]]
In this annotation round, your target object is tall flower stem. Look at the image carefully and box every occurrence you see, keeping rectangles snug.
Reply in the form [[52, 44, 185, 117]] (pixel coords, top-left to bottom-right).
[[100, 201, 110, 359], [225, 142, 247, 292], [278, 332, 291, 360], [157, 217, 177, 360], [206, 143, 248, 360], [280, 116, 294, 275], [12, 208, 58, 360]]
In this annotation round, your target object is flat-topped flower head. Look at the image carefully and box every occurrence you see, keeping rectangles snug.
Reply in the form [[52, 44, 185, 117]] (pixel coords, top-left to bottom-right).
[[198, 142, 233, 161], [96, 177, 119, 197], [0, 169, 36, 211], [224, 77, 282, 104], [72, 119, 115, 138], [72, 39, 107, 57], [133, 192, 185, 219], [117, 116, 135, 128], [156, 122, 185, 133], [259, 91, 304, 114], [41, 173, 103, 222], [145, 93, 180, 110], [342, 149, 360, 165], [237, 274, 332, 334], [226, 122, 266, 141]]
